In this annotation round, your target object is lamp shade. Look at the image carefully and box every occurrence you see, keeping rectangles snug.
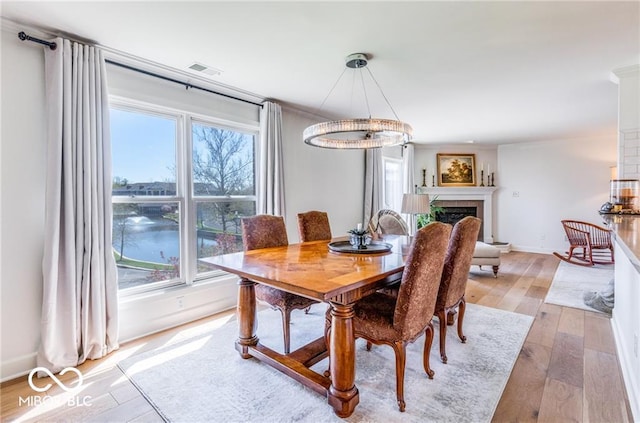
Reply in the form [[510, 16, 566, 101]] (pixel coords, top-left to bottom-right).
[[401, 193, 430, 215]]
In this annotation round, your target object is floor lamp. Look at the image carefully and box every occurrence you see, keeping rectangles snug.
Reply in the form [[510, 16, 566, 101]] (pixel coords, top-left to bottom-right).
[[401, 193, 430, 236]]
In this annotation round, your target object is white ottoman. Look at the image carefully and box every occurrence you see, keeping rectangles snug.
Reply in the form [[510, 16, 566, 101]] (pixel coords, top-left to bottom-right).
[[470, 241, 501, 278]]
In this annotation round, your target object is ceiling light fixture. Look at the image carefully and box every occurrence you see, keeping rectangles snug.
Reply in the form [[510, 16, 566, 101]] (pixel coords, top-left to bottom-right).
[[303, 53, 413, 149]]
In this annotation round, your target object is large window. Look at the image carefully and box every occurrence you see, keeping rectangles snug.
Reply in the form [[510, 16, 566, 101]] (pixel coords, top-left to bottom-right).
[[383, 157, 403, 212], [111, 103, 257, 292]]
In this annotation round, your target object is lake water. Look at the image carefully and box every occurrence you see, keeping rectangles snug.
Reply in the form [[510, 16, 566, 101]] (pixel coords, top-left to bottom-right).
[[114, 216, 217, 263]]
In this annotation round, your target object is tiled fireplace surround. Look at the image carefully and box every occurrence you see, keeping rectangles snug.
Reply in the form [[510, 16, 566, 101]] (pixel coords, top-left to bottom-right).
[[418, 186, 498, 243]]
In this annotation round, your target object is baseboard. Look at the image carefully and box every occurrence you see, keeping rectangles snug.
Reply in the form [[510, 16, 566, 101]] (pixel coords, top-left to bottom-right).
[[611, 313, 640, 421], [489, 242, 511, 253], [509, 245, 557, 255], [1, 352, 37, 383]]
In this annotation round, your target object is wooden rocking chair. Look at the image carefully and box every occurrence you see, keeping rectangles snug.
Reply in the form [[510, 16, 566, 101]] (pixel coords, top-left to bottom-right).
[[553, 220, 614, 266]]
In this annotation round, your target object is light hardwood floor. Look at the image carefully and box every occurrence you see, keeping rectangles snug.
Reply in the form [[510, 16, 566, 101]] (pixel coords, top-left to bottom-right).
[[1, 251, 634, 422]]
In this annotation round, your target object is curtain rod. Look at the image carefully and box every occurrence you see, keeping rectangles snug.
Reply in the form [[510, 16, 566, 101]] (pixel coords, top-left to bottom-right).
[[105, 60, 263, 108], [17, 31, 263, 108], [18, 31, 57, 50]]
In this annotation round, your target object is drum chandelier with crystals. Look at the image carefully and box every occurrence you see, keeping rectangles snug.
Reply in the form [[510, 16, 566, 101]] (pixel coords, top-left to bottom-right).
[[303, 53, 413, 149]]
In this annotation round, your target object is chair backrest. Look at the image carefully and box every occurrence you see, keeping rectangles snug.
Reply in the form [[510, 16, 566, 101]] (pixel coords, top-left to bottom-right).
[[369, 209, 409, 235], [436, 216, 482, 311], [393, 221, 452, 339], [561, 219, 611, 248], [241, 215, 288, 251], [297, 211, 332, 242]]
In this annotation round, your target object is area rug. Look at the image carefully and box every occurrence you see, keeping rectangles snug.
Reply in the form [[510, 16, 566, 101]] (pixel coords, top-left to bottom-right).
[[118, 303, 533, 423], [545, 260, 614, 315]]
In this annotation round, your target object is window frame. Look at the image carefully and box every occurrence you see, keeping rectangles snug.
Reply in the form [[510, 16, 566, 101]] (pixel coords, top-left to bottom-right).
[[382, 156, 403, 212], [109, 96, 260, 296]]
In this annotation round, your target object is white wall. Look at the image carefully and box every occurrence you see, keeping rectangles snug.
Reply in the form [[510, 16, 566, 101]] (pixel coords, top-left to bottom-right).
[[410, 138, 615, 253], [496, 136, 616, 253], [281, 107, 364, 240], [0, 26, 47, 380]]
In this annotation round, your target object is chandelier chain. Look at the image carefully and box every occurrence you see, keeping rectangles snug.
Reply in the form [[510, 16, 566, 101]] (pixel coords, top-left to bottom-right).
[[358, 68, 372, 119], [313, 67, 347, 118], [364, 67, 402, 121]]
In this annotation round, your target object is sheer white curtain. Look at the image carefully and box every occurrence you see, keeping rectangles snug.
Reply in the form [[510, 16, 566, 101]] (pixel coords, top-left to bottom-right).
[[363, 148, 384, 228], [402, 143, 416, 229], [257, 101, 285, 216], [39, 38, 119, 373]]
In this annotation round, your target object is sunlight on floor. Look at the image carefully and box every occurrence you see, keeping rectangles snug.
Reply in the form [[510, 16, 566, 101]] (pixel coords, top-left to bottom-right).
[[6, 311, 237, 422], [125, 335, 212, 377]]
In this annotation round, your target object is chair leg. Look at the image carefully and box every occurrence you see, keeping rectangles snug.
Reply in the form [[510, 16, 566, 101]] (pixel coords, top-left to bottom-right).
[[281, 308, 292, 354], [492, 265, 499, 278], [437, 309, 448, 364], [447, 310, 456, 326], [457, 298, 467, 343], [391, 341, 407, 412], [611, 247, 615, 263], [587, 245, 594, 266], [422, 322, 435, 379], [366, 340, 373, 351], [567, 246, 575, 261]]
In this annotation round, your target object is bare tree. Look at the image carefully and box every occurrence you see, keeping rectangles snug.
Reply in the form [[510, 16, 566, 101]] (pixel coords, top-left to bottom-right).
[[192, 126, 253, 233]]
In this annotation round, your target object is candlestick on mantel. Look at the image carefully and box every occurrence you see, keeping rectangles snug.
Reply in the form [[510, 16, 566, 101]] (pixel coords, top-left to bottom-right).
[[491, 172, 495, 187], [480, 170, 485, 186], [422, 169, 427, 187]]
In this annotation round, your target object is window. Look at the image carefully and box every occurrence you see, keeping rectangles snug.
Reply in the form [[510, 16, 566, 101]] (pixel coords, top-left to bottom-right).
[[191, 121, 256, 274], [111, 103, 257, 292], [383, 157, 403, 212]]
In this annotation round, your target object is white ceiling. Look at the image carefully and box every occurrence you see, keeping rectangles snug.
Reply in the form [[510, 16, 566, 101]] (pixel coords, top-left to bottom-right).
[[2, 1, 639, 145]]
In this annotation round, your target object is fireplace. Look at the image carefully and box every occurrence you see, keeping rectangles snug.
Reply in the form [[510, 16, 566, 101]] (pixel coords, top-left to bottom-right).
[[433, 200, 484, 241], [418, 186, 496, 243]]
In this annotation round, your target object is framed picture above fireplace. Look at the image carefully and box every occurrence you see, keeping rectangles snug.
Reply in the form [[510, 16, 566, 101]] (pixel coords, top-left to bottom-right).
[[437, 153, 476, 186]]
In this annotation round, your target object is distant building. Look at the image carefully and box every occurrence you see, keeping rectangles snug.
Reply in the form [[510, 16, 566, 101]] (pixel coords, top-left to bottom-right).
[[112, 182, 176, 196]]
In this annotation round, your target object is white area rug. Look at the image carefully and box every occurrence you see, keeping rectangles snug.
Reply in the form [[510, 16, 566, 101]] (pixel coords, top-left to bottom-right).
[[545, 261, 614, 315], [118, 303, 533, 423]]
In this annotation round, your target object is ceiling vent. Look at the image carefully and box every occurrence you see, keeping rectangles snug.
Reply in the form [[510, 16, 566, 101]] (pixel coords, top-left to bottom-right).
[[187, 62, 222, 77]]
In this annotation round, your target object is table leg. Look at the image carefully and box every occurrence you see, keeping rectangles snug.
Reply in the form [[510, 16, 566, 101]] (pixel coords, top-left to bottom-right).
[[235, 277, 258, 359], [327, 303, 359, 417]]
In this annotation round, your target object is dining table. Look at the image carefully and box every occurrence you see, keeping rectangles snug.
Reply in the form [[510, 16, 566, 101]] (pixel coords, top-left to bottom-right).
[[199, 235, 412, 417]]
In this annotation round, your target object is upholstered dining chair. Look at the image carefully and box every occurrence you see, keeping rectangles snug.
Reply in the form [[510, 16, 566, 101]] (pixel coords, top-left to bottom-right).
[[241, 215, 318, 354], [297, 210, 332, 242], [435, 216, 482, 364], [326, 221, 451, 412]]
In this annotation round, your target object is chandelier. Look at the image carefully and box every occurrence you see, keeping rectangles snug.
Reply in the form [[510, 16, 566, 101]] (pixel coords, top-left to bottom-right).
[[303, 53, 413, 149]]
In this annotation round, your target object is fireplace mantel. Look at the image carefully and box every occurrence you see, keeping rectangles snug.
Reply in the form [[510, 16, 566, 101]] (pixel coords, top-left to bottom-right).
[[417, 186, 498, 242]]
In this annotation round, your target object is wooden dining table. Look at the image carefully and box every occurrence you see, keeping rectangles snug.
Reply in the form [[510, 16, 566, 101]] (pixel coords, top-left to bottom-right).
[[200, 235, 411, 417]]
